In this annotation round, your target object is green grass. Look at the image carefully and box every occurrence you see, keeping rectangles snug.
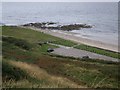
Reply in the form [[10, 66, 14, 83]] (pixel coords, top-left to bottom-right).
[[37, 44, 58, 53], [3, 41, 37, 63], [2, 26, 120, 88], [52, 39, 76, 47], [75, 44, 120, 59], [3, 36, 33, 50], [2, 26, 76, 47]]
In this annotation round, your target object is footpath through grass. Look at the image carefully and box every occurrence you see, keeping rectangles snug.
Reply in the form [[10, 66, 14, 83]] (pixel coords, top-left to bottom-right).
[[75, 44, 120, 59], [2, 26, 120, 88]]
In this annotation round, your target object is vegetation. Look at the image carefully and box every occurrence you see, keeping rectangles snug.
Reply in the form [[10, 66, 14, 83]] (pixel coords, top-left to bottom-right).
[[3, 26, 76, 47], [3, 60, 28, 81], [75, 44, 120, 59], [2, 26, 119, 88], [3, 36, 32, 50]]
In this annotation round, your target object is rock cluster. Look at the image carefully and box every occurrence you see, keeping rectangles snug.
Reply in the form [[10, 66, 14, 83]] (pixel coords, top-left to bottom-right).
[[23, 22, 92, 31]]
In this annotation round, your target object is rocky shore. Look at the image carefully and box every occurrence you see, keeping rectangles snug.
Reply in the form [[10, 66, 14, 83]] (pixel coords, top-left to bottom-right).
[[22, 22, 92, 31]]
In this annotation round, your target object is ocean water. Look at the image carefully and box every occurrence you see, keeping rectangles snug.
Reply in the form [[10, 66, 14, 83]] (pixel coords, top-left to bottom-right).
[[2, 2, 118, 46]]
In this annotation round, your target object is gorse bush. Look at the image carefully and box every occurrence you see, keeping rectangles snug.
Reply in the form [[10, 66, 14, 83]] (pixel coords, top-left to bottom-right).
[[3, 36, 32, 50]]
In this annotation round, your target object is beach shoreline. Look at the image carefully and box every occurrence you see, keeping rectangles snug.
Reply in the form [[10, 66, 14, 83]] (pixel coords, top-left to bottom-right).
[[20, 26, 119, 52]]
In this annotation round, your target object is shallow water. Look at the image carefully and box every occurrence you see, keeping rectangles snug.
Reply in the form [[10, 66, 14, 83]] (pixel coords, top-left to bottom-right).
[[2, 2, 118, 46]]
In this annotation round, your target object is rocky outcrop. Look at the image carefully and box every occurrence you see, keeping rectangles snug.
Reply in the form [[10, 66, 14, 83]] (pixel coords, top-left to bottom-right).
[[23, 22, 92, 31]]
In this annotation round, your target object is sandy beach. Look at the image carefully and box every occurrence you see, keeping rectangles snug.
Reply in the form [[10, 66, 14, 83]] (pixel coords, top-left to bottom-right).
[[21, 26, 119, 52]]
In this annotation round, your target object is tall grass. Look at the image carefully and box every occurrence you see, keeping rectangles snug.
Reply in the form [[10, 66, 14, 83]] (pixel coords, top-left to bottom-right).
[[3, 60, 82, 88]]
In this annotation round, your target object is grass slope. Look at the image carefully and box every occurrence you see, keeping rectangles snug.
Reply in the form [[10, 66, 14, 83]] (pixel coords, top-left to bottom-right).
[[3, 26, 76, 47], [2, 26, 120, 88]]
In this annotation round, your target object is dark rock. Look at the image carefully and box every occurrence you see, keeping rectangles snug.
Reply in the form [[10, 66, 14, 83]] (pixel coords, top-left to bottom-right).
[[23, 22, 92, 31], [59, 24, 92, 31], [47, 22, 57, 25]]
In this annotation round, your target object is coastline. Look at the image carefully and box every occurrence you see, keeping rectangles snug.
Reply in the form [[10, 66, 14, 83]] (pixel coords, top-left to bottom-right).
[[20, 26, 119, 52]]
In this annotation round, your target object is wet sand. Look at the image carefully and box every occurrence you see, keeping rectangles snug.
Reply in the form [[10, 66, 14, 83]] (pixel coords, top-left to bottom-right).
[[21, 26, 119, 52]]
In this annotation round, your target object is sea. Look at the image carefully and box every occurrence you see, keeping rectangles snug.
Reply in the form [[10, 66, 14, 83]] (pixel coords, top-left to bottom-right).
[[1, 2, 118, 46]]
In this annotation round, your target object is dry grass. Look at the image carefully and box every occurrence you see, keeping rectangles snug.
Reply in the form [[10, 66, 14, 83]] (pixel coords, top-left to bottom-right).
[[8, 60, 84, 88]]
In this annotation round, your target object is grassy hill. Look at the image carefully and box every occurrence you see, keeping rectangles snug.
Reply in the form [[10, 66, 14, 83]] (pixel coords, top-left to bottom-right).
[[2, 26, 119, 88]]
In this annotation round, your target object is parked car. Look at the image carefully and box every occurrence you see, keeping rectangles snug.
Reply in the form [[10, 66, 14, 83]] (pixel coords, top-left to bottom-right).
[[82, 56, 89, 59], [47, 48, 54, 52]]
